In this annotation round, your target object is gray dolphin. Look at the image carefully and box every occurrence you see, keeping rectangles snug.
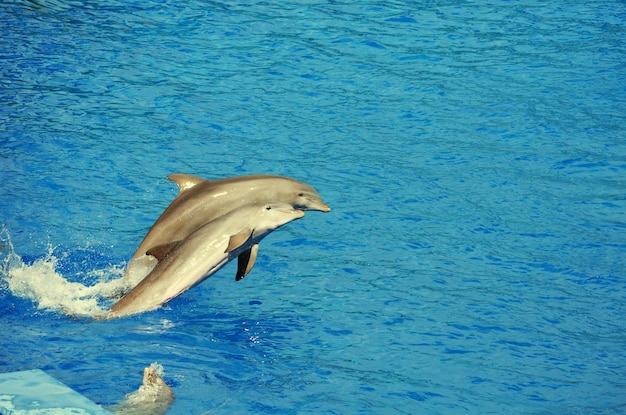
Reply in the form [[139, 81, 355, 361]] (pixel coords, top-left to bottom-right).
[[124, 174, 329, 282], [107, 202, 305, 319]]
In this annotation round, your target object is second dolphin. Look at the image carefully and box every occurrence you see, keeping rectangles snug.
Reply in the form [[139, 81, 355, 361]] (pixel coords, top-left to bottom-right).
[[106, 202, 305, 319]]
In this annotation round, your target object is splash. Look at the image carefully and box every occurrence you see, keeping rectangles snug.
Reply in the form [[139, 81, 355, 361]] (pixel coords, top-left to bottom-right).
[[110, 362, 175, 415], [0, 227, 154, 319]]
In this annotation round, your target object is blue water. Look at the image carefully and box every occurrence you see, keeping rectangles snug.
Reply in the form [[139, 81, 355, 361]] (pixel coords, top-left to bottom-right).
[[1, 0, 625, 414]]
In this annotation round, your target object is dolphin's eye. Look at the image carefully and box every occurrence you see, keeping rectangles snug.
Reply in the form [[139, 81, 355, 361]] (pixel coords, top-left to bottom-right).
[[265, 205, 272, 210], [298, 192, 305, 197]]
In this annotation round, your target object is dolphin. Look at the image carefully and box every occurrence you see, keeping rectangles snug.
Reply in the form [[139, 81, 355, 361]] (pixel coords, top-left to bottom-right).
[[123, 174, 329, 283], [106, 202, 305, 319]]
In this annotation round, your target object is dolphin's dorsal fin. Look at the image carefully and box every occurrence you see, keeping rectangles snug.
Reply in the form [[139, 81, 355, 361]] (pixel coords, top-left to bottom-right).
[[236, 244, 259, 281], [146, 241, 181, 262], [225, 228, 253, 253], [167, 174, 207, 193]]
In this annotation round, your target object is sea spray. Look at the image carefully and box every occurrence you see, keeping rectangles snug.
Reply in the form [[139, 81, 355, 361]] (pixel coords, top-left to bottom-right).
[[111, 362, 175, 415], [0, 226, 147, 319]]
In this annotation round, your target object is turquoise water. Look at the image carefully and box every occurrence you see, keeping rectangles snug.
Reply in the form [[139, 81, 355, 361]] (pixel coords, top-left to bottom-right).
[[1, 0, 625, 414]]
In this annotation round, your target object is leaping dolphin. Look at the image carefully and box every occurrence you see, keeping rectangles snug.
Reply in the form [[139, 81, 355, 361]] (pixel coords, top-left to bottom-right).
[[124, 174, 329, 283], [106, 202, 305, 319]]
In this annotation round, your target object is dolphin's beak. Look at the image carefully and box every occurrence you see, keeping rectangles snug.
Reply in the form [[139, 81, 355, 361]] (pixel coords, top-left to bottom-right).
[[309, 199, 331, 212], [277, 205, 306, 218]]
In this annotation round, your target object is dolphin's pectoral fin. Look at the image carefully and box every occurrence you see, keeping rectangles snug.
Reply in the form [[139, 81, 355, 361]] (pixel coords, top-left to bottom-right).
[[236, 243, 259, 281], [167, 173, 207, 192], [146, 241, 181, 262], [225, 228, 253, 253]]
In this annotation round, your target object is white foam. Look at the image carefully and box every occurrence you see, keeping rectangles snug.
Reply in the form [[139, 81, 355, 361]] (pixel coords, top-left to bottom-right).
[[112, 362, 175, 415], [0, 228, 151, 319]]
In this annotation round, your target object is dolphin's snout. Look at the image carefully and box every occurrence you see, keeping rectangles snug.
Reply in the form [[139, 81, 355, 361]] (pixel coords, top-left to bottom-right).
[[307, 199, 330, 212]]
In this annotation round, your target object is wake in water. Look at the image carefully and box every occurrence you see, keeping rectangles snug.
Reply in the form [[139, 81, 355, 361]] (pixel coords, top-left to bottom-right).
[[0, 227, 155, 319]]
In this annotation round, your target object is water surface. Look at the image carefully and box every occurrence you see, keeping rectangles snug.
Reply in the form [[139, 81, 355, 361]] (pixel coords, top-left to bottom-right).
[[1, 1, 625, 414]]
